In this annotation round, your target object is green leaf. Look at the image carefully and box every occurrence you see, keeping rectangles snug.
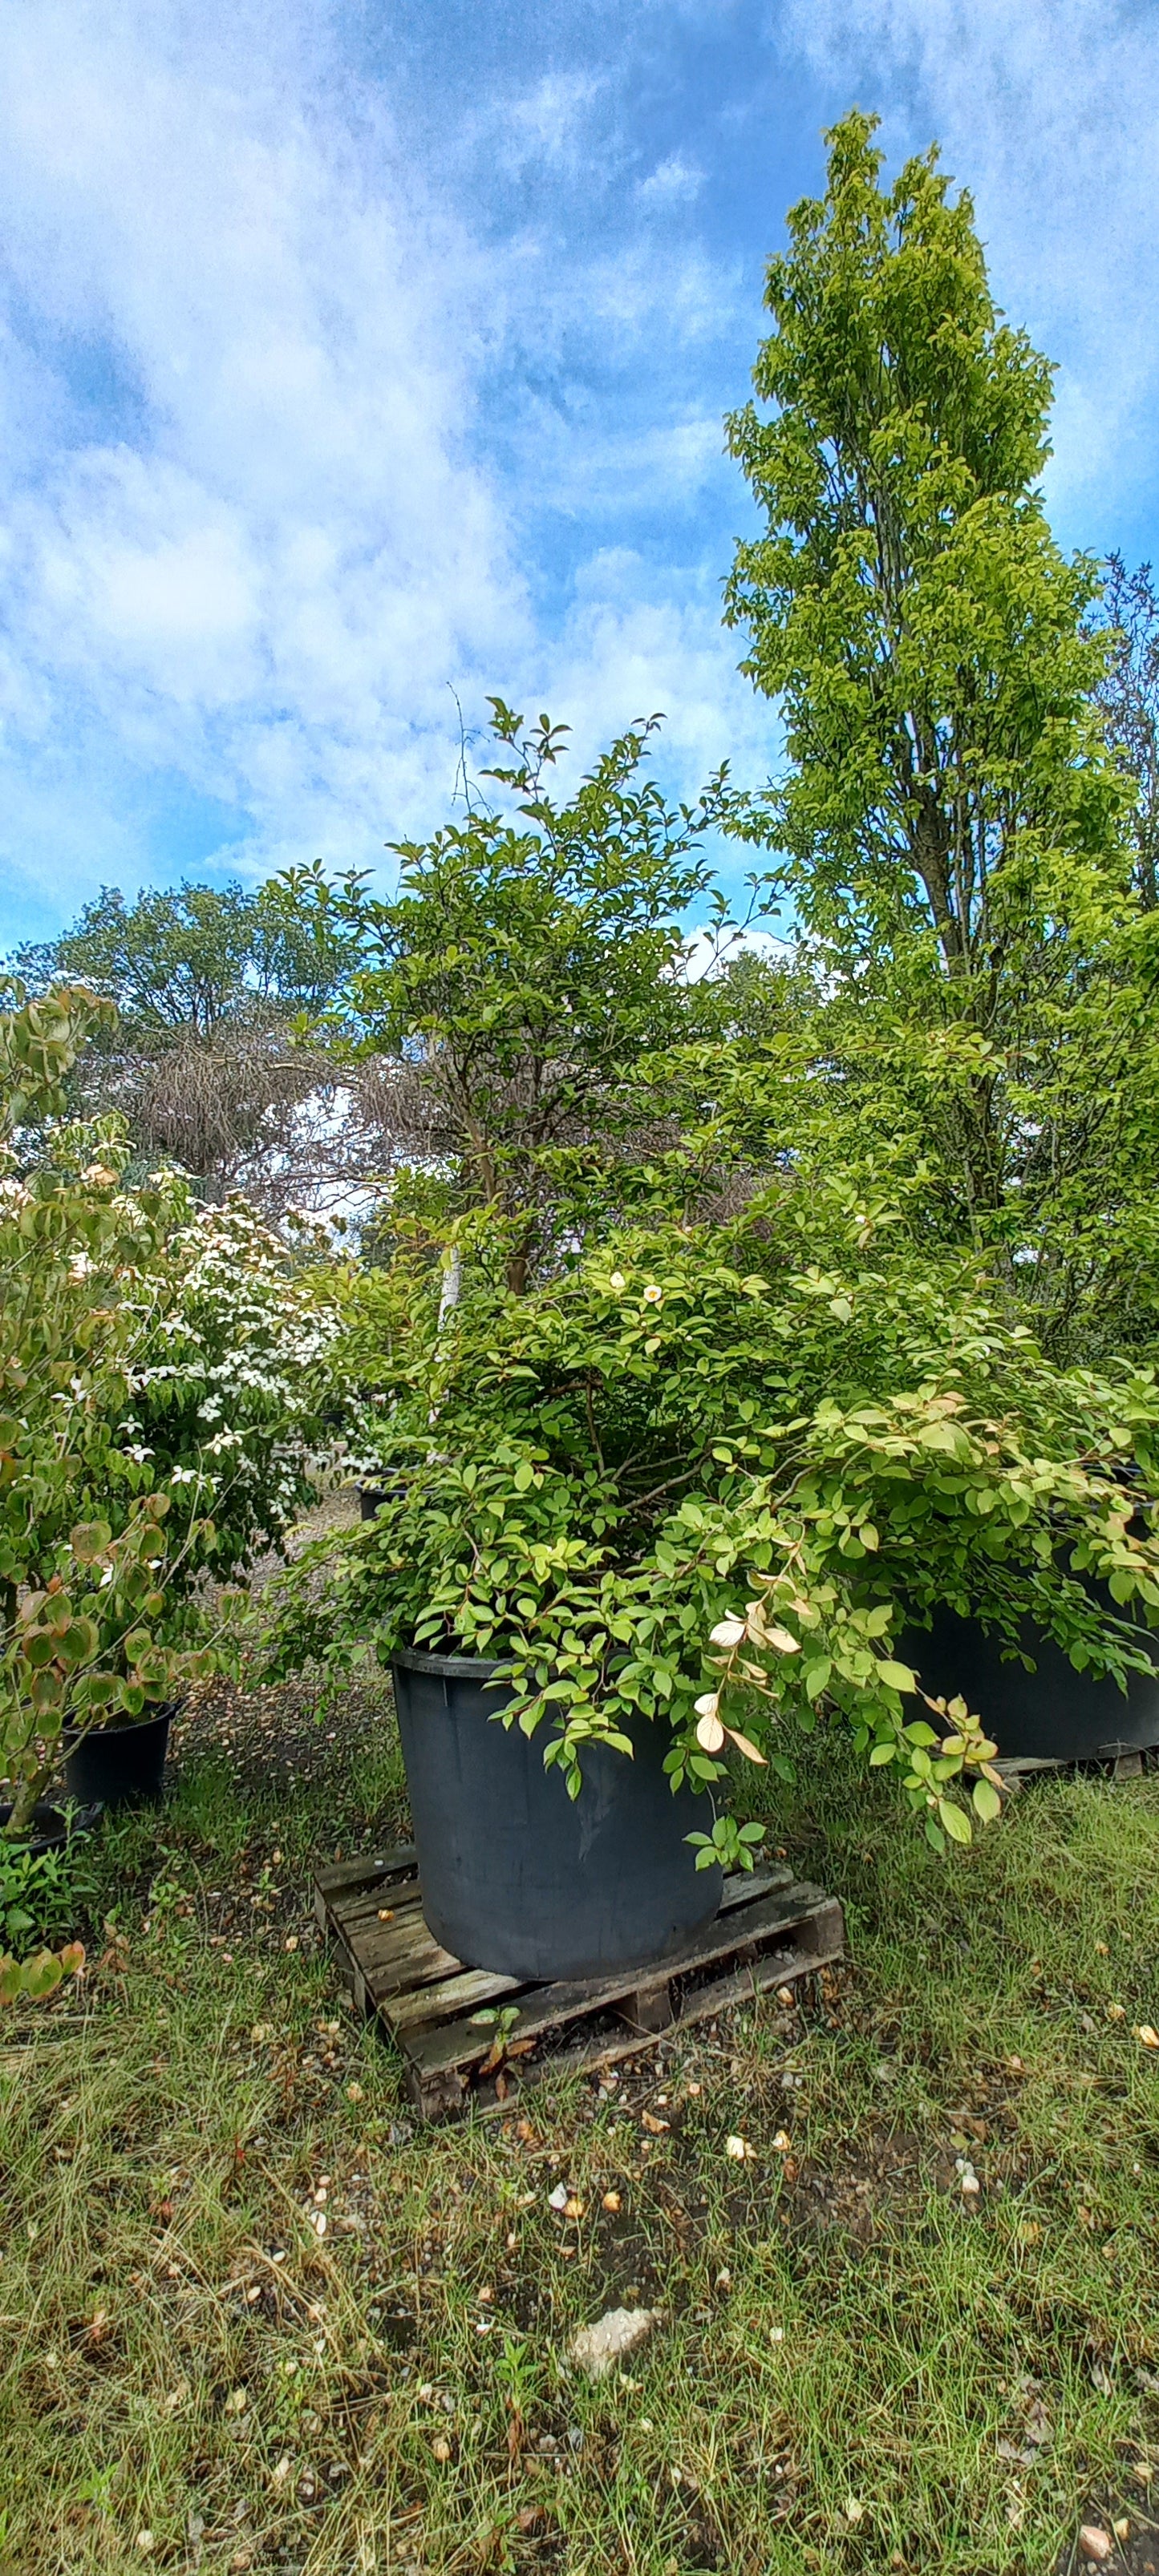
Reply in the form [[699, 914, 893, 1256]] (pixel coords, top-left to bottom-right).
[[938, 1798, 972, 1846], [876, 1660, 916, 1693], [972, 1777, 1002, 1824]]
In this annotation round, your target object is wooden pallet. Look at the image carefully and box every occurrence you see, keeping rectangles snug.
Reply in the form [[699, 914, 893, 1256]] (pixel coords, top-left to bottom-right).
[[314, 1846, 845, 2120], [996, 1748, 1149, 1785]]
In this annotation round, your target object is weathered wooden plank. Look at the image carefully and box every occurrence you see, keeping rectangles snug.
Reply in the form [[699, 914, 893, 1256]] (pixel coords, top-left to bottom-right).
[[622, 1980, 675, 2034], [390, 1965, 525, 2028], [314, 1843, 418, 1902], [719, 1866, 792, 1911], [365, 1929, 466, 1996], [405, 1880, 829, 2081], [345, 1911, 452, 1984], [330, 1882, 425, 1937]]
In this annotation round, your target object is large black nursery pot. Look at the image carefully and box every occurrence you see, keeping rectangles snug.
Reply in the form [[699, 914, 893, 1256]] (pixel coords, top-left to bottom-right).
[[902, 1605, 1159, 1763], [0, 1800, 74, 1856], [359, 1479, 407, 1523], [63, 1703, 174, 1810], [391, 1646, 723, 1982]]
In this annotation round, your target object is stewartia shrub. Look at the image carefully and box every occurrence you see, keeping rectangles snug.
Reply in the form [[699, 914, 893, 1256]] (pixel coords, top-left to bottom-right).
[[265, 1186, 1159, 1864]]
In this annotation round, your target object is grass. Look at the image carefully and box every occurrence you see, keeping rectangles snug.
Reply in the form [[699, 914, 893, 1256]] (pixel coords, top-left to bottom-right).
[[2, 1685, 1159, 2576]]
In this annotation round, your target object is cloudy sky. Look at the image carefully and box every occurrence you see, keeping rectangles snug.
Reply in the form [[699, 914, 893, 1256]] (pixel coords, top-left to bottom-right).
[[2, 0, 1158, 940]]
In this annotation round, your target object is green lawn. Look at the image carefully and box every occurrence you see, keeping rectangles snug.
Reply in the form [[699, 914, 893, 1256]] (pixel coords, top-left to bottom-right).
[[2, 1684, 1158, 2576]]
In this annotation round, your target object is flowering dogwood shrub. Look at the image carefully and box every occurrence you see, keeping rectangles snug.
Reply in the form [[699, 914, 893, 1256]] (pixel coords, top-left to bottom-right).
[[124, 1199, 342, 1579]]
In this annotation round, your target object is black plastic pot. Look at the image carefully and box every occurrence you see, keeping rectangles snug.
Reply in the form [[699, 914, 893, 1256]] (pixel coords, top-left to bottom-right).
[[391, 1646, 723, 1981], [0, 1801, 74, 1857], [902, 1607, 1159, 1762], [63, 1705, 174, 1810]]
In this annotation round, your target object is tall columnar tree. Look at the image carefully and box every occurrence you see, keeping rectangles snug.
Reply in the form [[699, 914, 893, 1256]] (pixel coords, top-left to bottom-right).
[[723, 111, 1159, 1352]]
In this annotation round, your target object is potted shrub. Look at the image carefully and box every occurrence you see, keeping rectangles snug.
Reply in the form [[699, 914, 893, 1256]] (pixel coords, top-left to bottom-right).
[[267, 1183, 1159, 1972], [0, 986, 341, 1835], [0, 992, 224, 1837]]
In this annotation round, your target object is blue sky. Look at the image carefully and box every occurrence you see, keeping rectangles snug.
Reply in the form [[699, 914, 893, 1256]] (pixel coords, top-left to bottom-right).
[[2, 0, 1159, 942]]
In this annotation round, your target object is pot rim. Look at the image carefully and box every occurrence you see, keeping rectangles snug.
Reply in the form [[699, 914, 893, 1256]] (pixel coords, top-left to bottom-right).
[[61, 1700, 177, 1746], [392, 1644, 507, 1682]]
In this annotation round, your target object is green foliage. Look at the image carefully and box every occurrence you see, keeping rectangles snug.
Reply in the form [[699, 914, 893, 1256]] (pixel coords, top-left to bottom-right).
[[723, 111, 1159, 1354], [1093, 552, 1159, 912], [311, 703, 762, 1288], [0, 1827, 97, 1955], [265, 1188, 1159, 1860]]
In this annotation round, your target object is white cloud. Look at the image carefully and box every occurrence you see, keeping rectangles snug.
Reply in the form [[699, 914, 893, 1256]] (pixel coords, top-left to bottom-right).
[[638, 152, 705, 205], [780, 0, 1159, 529], [490, 71, 612, 179], [0, 0, 529, 909], [543, 544, 776, 809]]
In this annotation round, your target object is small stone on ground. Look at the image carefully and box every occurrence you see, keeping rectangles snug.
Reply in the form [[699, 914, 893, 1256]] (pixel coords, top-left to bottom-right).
[[569, 2306, 659, 2380]]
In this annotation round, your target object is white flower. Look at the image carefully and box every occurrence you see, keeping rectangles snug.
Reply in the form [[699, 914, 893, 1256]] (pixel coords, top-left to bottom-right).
[[609, 1271, 626, 1292], [642, 1284, 663, 1306]]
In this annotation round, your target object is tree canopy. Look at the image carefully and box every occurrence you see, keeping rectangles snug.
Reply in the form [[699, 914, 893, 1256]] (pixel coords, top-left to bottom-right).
[[723, 110, 1159, 1357], [9, 875, 363, 1211], [14, 876, 355, 1041]]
